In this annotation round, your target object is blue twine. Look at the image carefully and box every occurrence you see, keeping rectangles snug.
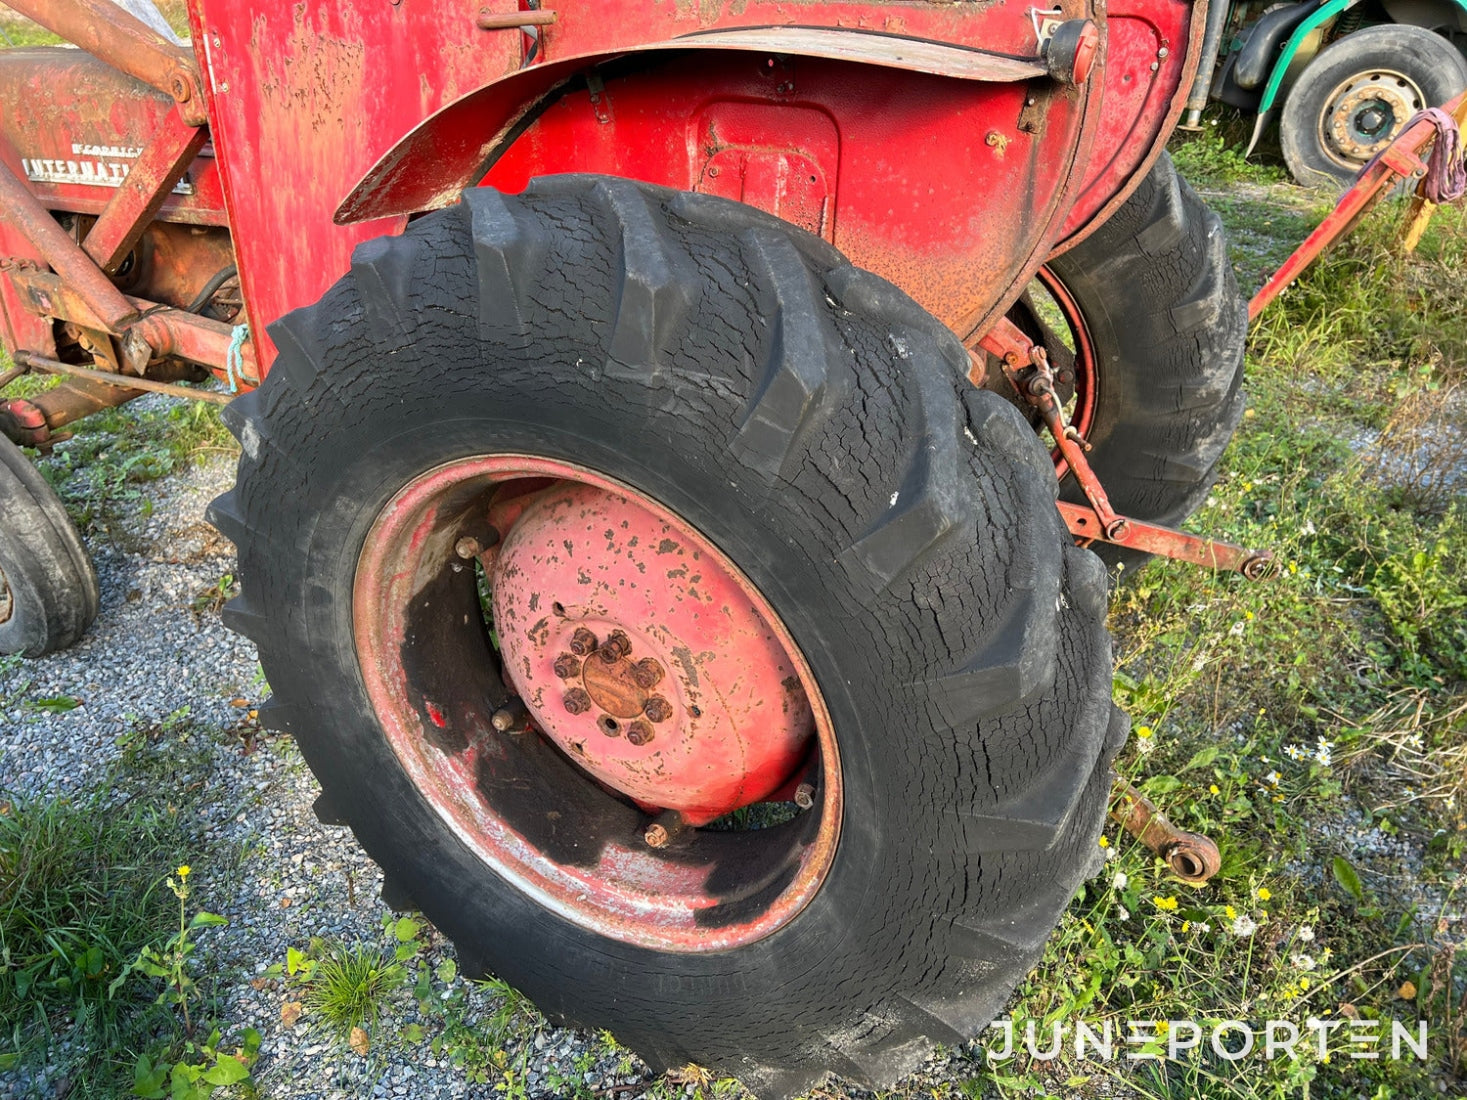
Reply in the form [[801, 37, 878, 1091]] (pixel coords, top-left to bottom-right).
[[226, 322, 249, 394]]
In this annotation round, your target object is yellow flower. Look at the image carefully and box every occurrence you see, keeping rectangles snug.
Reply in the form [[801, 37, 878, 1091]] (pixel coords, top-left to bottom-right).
[[1299, 976, 1310, 989], [1136, 726, 1153, 739], [1181, 921, 1191, 933], [1098, 836, 1110, 848], [1225, 905, 1237, 919], [1257, 887, 1272, 901], [1209, 784, 1220, 795], [177, 865, 191, 879], [1153, 896, 1179, 911]]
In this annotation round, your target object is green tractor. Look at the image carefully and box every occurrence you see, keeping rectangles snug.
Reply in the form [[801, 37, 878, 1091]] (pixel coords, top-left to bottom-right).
[[1184, 0, 1467, 186]]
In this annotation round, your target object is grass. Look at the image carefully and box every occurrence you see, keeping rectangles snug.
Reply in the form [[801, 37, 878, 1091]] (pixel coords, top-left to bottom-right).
[[0, 716, 243, 1094]]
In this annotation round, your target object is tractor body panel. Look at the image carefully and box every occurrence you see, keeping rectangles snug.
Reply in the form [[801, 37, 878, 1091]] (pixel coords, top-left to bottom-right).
[[179, 0, 1204, 367]]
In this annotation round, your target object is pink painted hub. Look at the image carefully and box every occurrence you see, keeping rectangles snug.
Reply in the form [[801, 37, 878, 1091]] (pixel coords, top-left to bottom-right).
[[491, 482, 813, 826], [352, 455, 841, 952]]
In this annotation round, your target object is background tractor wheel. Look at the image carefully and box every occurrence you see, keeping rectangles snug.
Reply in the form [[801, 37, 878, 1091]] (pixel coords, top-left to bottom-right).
[[1016, 153, 1248, 572], [1280, 24, 1467, 189], [212, 176, 1122, 1096], [0, 434, 99, 656]]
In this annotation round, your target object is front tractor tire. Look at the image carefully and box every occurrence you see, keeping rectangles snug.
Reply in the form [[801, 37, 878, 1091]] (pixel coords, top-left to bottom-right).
[[0, 434, 100, 656], [211, 177, 1121, 1096]]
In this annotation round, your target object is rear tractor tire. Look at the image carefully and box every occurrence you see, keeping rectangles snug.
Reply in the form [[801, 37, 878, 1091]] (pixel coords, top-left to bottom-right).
[[0, 434, 99, 656], [212, 177, 1123, 1095]]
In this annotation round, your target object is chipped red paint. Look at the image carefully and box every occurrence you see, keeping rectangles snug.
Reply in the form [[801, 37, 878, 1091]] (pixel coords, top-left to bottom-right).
[[353, 455, 842, 952]]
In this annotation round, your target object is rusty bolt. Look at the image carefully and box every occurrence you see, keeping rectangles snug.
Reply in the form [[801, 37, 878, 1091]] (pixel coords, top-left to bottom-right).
[[491, 697, 529, 732], [643, 695, 673, 723], [553, 654, 582, 680], [562, 688, 592, 715], [170, 72, 192, 102], [569, 628, 598, 656], [598, 630, 631, 663], [644, 823, 669, 848], [794, 782, 816, 809], [455, 536, 480, 559], [626, 720, 654, 747], [630, 658, 663, 689]]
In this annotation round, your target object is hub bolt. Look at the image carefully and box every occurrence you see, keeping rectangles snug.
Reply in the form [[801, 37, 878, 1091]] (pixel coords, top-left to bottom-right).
[[569, 628, 598, 656], [552, 654, 581, 679], [626, 720, 654, 746], [630, 658, 663, 688], [643, 695, 673, 723], [598, 630, 631, 662], [455, 536, 481, 559], [562, 688, 592, 715], [794, 782, 816, 809]]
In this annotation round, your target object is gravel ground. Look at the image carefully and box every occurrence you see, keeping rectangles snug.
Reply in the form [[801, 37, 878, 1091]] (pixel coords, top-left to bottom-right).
[[0, 424, 993, 1100]]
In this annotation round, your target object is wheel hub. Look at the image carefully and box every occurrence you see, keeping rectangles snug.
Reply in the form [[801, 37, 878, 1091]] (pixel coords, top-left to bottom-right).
[[491, 482, 814, 825], [353, 455, 841, 952], [1324, 72, 1424, 165]]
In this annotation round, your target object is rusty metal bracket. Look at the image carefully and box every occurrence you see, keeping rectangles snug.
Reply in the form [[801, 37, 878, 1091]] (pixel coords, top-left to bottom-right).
[[976, 316, 1274, 578], [1111, 778, 1221, 884], [2, 0, 208, 126]]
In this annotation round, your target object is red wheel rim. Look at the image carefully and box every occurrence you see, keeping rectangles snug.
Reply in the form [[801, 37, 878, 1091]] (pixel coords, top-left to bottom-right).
[[1031, 266, 1098, 481], [354, 456, 842, 952]]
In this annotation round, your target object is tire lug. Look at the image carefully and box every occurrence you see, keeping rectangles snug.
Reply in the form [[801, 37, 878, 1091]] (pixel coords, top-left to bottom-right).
[[569, 628, 598, 656], [598, 630, 631, 662], [552, 653, 581, 679], [630, 658, 663, 688], [491, 697, 529, 731], [626, 720, 653, 746], [562, 688, 592, 715], [794, 782, 816, 809], [643, 695, 673, 723]]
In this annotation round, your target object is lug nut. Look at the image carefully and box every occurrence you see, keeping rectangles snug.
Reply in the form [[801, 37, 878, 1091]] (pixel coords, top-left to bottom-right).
[[455, 536, 481, 559], [552, 654, 581, 679], [569, 628, 598, 656], [626, 720, 654, 746], [491, 697, 529, 732], [643, 695, 673, 723], [562, 688, 591, 715], [643, 823, 669, 848], [598, 630, 631, 662], [630, 658, 663, 689], [794, 782, 816, 809]]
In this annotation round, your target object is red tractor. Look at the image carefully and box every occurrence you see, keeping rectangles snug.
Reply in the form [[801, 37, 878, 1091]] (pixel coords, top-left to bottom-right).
[[0, 0, 1253, 1092]]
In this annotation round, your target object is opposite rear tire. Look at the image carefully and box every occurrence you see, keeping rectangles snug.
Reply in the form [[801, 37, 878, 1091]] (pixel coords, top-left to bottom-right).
[[212, 177, 1122, 1096]]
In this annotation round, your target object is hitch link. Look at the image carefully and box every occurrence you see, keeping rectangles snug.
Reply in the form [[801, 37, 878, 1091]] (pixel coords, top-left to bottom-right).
[[975, 318, 1274, 579], [1111, 779, 1221, 885]]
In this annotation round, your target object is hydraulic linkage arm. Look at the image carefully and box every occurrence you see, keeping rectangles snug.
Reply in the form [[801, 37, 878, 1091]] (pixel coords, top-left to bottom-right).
[[975, 317, 1275, 580]]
